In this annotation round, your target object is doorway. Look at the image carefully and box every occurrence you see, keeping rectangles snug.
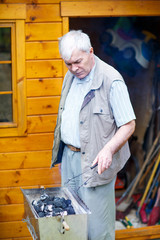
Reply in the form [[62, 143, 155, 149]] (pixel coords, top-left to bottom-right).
[[70, 16, 160, 185]]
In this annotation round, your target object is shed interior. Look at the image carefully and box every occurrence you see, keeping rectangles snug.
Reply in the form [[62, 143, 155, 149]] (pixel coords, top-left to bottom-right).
[[70, 16, 160, 177], [70, 16, 160, 230]]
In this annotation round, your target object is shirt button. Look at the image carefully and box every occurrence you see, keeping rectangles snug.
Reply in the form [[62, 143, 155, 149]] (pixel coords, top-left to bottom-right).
[[82, 152, 85, 154], [100, 109, 103, 113], [80, 121, 83, 124]]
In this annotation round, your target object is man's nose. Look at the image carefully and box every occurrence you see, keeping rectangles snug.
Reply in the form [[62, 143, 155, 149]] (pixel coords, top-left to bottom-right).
[[71, 64, 78, 72]]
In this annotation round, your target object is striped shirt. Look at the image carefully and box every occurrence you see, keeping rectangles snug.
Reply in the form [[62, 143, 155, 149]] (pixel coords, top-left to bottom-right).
[[61, 66, 95, 148], [110, 80, 136, 127]]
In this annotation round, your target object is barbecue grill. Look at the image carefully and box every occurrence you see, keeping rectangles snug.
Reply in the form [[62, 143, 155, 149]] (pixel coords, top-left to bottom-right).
[[21, 187, 91, 240]]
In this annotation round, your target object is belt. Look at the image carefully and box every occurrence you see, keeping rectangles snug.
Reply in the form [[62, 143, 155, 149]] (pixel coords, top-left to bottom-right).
[[66, 144, 81, 152]]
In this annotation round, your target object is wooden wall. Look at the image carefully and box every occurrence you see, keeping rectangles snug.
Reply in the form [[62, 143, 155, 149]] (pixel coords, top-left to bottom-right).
[[0, 1, 65, 239]]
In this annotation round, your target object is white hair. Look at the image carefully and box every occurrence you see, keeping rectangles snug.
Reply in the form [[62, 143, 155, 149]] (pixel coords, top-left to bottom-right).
[[58, 30, 92, 60]]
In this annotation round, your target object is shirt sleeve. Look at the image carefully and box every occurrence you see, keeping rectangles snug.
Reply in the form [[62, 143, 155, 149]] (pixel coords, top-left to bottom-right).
[[110, 80, 136, 127]]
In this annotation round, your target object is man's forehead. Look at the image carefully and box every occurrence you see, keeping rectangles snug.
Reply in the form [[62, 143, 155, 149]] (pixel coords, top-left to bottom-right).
[[65, 50, 84, 63]]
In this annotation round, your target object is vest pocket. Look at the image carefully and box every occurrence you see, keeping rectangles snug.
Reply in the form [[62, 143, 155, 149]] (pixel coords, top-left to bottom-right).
[[93, 105, 109, 115], [92, 105, 115, 137]]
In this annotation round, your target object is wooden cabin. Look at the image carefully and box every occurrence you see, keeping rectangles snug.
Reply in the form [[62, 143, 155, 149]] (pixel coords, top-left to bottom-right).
[[0, 0, 160, 239]]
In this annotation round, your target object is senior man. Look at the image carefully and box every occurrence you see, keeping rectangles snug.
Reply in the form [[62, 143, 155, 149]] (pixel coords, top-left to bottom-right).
[[51, 30, 136, 240]]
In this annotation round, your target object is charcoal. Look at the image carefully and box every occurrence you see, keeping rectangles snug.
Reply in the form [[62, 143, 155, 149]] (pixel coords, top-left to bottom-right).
[[40, 193, 49, 201], [32, 193, 75, 218], [66, 199, 72, 206], [53, 207, 63, 214], [61, 197, 66, 203], [66, 206, 75, 215], [39, 204, 45, 212], [44, 205, 52, 212], [33, 205, 40, 213], [52, 212, 57, 217], [42, 198, 49, 204], [38, 211, 45, 217], [51, 196, 55, 201], [53, 197, 64, 208], [32, 200, 38, 206], [45, 212, 52, 217], [61, 202, 67, 209], [32, 200, 44, 212], [60, 197, 67, 209], [37, 200, 44, 206]]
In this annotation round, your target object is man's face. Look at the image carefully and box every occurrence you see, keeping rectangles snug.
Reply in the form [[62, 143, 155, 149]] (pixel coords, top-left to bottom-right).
[[64, 48, 95, 79]]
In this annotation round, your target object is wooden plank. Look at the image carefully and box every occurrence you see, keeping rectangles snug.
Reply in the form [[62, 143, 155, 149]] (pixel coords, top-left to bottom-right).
[[61, 1, 160, 17], [26, 4, 61, 22], [27, 115, 57, 133], [115, 225, 160, 239], [116, 236, 160, 240], [0, 4, 26, 20], [27, 96, 60, 115], [16, 20, 27, 136], [0, 183, 61, 205], [25, 22, 62, 41], [62, 16, 69, 35], [26, 60, 62, 78], [0, 0, 94, 3], [0, 0, 60, 2], [0, 168, 61, 187], [26, 78, 63, 96], [0, 187, 23, 205], [26, 41, 60, 60], [0, 221, 30, 239], [0, 133, 53, 153], [1, 238, 32, 240], [62, 17, 69, 76], [0, 150, 53, 170], [0, 204, 24, 222]]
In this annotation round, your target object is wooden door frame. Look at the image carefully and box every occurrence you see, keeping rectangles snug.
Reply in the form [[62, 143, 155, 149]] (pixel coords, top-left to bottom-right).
[[60, 0, 160, 75], [61, 1, 160, 17]]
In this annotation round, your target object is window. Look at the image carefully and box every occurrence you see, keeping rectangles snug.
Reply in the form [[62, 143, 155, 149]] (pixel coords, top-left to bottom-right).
[[0, 24, 15, 123], [0, 4, 26, 137]]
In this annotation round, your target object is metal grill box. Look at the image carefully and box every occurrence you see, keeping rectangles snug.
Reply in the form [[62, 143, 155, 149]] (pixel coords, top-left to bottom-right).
[[21, 187, 91, 240]]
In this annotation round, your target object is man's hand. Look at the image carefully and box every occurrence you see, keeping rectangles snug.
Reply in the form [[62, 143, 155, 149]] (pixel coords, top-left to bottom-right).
[[92, 145, 113, 174], [92, 120, 136, 175]]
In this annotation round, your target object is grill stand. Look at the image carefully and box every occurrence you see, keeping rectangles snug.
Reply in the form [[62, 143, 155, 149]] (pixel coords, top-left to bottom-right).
[[21, 187, 91, 240]]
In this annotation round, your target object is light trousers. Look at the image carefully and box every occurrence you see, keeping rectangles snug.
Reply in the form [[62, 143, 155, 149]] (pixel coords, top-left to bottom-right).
[[61, 146, 116, 240]]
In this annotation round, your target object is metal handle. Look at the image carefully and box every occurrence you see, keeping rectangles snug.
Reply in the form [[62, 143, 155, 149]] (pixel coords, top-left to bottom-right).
[[90, 163, 98, 170], [57, 214, 70, 234], [62, 219, 70, 231], [22, 217, 38, 240]]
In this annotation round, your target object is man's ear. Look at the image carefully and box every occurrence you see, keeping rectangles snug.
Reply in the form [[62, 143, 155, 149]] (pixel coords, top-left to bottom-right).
[[90, 47, 94, 54]]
